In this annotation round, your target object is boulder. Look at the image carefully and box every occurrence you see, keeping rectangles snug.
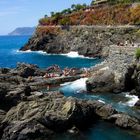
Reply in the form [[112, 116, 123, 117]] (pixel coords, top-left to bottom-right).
[[135, 99, 140, 108], [0, 85, 32, 111], [1, 92, 140, 139], [86, 70, 116, 93], [108, 114, 140, 131], [0, 86, 7, 101], [95, 104, 117, 119], [0, 110, 6, 123], [1, 120, 53, 140], [2, 93, 96, 132], [16, 63, 39, 78], [0, 68, 10, 74]]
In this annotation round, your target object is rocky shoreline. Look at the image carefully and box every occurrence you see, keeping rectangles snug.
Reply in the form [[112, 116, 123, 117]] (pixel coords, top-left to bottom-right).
[[0, 63, 140, 140], [0, 25, 140, 139], [20, 26, 140, 58]]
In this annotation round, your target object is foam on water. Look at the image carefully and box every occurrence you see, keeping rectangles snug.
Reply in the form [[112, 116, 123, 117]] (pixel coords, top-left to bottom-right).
[[63, 51, 93, 59], [61, 78, 88, 92], [125, 93, 139, 107], [18, 50, 93, 59], [98, 100, 106, 104], [60, 81, 72, 86], [69, 78, 88, 91], [17, 50, 32, 53]]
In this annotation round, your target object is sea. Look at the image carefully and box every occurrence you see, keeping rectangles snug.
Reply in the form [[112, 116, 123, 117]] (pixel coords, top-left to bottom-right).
[[0, 35, 140, 140]]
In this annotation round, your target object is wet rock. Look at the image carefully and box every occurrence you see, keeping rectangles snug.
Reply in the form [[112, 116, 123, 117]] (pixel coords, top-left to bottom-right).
[[0, 85, 32, 111], [135, 99, 140, 107], [0, 92, 140, 139], [108, 114, 140, 131], [16, 63, 39, 78], [0, 68, 10, 74], [95, 104, 117, 119], [0, 110, 6, 123], [1, 93, 95, 135], [1, 120, 54, 140], [86, 70, 116, 93], [0, 86, 7, 101]]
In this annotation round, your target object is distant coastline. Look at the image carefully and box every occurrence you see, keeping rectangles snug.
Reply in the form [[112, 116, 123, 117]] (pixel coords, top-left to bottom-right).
[[8, 27, 35, 36]]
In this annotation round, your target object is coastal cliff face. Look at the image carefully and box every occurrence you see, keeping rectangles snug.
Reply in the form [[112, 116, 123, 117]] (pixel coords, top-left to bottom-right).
[[20, 26, 140, 57], [87, 45, 136, 93]]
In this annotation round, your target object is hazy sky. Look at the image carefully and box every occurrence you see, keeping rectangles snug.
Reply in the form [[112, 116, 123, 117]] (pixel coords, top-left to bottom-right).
[[0, 0, 91, 35]]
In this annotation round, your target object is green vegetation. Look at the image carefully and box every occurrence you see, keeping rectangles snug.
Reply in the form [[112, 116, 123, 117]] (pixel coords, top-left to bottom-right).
[[39, 0, 140, 26], [50, 4, 87, 18], [135, 48, 140, 60], [59, 17, 71, 25]]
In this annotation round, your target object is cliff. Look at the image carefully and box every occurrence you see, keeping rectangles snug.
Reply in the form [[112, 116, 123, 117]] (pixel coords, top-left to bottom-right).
[[20, 25, 140, 57], [20, 3, 140, 56]]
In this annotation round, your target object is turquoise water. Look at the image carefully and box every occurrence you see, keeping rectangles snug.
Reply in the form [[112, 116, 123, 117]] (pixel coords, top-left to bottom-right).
[[0, 35, 140, 140], [53, 121, 140, 140], [0, 36, 100, 68], [60, 81, 140, 118]]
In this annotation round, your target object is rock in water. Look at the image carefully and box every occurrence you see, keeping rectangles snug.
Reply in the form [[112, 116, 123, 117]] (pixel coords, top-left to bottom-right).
[[1, 92, 140, 140]]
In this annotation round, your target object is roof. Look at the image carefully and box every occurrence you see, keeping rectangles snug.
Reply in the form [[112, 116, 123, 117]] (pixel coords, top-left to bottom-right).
[[94, 0, 108, 5]]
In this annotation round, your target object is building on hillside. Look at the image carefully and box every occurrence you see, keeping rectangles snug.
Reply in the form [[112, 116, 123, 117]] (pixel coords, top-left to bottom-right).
[[84, 0, 108, 12], [92, 0, 108, 5]]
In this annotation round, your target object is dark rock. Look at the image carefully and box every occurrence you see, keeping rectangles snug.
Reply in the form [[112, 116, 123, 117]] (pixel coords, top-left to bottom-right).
[[108, 114, 140, 131], [21, 26, 140, 57], [1, 92, 139, 140], [86, 70, 116, 93], [135, 100, 140, 107], [67, 126, 79, 134], [0, 110, 6, 123], [95, 104, 117, 119], [16, 63, 39, 78], [0, 93, 97, 136], [24, 86, 31, 96], [0, 68, 10, 74], [124, 65, 135, 91], [1, 120, 53, 140], [0, 86, 7, 101]]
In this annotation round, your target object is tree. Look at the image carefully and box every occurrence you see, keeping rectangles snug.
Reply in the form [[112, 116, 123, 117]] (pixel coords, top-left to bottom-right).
[[71, 4, 76, 10], [50, 12, 55, 17], [59, 17, 71, 25], [135, 48, 140, 60], [44, 15, 48, 18]]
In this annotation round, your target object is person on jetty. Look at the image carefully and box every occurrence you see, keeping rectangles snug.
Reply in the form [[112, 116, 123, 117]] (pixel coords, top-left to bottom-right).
[[43, 73, 60, 78]]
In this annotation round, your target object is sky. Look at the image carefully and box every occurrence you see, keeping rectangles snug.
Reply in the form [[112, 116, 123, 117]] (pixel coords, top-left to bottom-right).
[[0, 0, 91, 35]]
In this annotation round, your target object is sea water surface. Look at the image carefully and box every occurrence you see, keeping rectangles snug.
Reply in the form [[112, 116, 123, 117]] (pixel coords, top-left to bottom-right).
[[0, 35, 140, 140], [0, 36, 100, 68]]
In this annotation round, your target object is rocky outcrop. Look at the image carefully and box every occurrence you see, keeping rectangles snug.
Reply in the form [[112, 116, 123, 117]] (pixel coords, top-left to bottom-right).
[[0, 63, 140, 139], [128, 63, 140, 98], [0, 63, 85, 111], [86, 44, 139, 93], [108, 114, 140, 131], [135, 99, 140, 107], [0, 110, 6, 123], [0, 92, 140, 140], [20, 26, 140, 58]]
